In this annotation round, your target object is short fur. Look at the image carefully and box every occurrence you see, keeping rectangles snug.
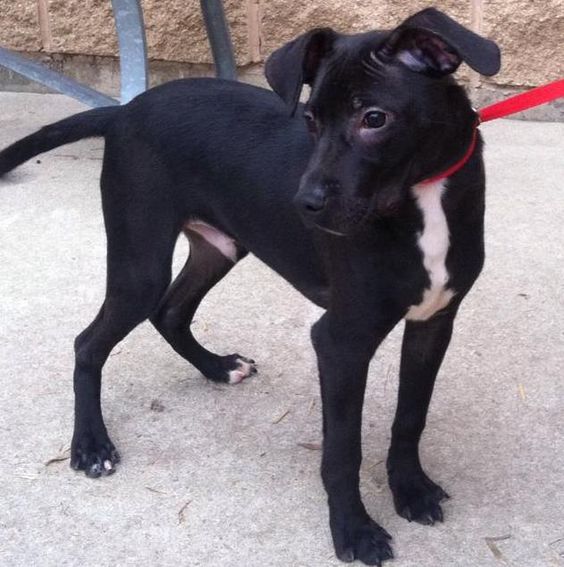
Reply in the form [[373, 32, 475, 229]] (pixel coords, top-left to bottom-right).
[[0, 8, 500, 565]]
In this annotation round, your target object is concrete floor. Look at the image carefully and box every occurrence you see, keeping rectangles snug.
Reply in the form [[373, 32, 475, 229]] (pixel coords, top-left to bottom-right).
[[0, 92, 563, 567]]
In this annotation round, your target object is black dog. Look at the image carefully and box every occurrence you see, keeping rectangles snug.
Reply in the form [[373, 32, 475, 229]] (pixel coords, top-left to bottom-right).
[[0, 8, 500, 565]]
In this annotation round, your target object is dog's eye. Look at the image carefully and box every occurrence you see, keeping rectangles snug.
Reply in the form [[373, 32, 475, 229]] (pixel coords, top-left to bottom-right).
[[362, 110, 387, 129]]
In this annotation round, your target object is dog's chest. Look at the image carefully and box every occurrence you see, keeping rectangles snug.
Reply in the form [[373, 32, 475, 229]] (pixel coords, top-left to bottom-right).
[[405, 180, 454, 321]]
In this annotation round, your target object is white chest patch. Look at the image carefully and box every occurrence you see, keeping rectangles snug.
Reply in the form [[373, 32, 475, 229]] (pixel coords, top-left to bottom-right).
[[405, 180, 455, 321]]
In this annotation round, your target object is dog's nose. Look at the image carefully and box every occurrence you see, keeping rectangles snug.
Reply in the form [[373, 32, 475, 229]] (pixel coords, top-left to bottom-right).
[[294, 186, 328, 215]]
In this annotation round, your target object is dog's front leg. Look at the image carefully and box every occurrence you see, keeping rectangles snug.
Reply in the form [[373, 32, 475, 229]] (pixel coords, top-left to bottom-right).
[[387, 309, 457, 525], [312, 312, 394, 566]]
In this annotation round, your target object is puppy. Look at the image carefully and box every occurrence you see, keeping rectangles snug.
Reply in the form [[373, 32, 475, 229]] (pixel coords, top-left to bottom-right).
[[0, 8, 500, 565]]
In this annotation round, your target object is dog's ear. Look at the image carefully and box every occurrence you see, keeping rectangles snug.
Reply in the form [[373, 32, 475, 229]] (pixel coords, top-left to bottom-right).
[[378, 8, 500, 77], [265, 28, 337, 114]]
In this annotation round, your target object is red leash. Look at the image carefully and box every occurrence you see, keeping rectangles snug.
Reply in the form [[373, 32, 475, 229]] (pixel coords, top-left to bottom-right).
[[421, 78, 564, 185], [479, 78, 564, 123]]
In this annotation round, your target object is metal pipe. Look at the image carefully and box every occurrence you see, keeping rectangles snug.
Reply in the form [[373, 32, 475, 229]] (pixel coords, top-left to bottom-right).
[[200, 0, 237, 80], [111, 0, 149, 103], [0, 47, 119, 108]]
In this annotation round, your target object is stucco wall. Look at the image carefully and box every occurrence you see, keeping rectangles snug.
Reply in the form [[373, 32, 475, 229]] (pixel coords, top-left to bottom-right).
[[1, 1, 563, 89]]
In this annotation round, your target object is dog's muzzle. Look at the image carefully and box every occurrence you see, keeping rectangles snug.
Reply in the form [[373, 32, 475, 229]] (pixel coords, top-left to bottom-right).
[[293, 181, 372, 237], [294, 183, 348, 235], [293, 184, 328, 219]]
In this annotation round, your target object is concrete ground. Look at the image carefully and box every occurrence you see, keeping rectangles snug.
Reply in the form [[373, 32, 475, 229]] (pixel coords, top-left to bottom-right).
[[0, 91, 563, 567]]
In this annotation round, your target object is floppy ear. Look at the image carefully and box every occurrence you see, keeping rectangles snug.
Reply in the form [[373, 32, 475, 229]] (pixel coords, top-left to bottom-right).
[[265, 28, 337, 114], [378, 7, 501, 77]]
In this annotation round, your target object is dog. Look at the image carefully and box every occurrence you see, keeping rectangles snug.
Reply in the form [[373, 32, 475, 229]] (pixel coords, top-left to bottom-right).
[[0, 8, 500, 565]]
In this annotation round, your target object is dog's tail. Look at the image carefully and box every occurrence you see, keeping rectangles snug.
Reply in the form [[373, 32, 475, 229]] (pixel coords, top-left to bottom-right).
[[0, 105, 120, 177]]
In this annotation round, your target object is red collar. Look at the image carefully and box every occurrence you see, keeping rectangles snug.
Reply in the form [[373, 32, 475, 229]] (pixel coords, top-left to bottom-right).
[[419, 78, 564, 186]]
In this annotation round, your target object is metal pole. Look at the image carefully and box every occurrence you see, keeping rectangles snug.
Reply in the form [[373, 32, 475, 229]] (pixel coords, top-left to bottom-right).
[[111, 0, 149, 103], [0, 47, 119, 108], [199, 0, 237, 80]]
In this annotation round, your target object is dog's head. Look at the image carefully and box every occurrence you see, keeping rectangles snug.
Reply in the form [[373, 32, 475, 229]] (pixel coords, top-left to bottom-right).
[[265, 8, 500, 235]]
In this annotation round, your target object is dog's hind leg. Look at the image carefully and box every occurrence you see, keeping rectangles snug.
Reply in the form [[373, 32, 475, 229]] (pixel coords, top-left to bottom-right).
[[71, 169, 179, 477], [151, 223, 256, 384]]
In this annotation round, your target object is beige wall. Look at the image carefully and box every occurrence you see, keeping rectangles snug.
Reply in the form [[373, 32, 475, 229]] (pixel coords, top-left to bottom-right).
[[1, 0, 563, 89]]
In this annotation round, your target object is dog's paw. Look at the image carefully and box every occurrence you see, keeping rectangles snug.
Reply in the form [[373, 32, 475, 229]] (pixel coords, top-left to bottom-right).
[[70, 432, 120, 478], [224, 354, 257, 384], [331, 515, 393, 566], [389, 469, 449, 525], [200, 353, 257, 384]]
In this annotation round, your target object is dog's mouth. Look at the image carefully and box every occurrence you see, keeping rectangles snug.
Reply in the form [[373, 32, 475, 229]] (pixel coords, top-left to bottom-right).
[[308, 196, 373, 237], [315, 194, 406, 236], [299, 181, 409, 237], [314, 223, 347, 237]]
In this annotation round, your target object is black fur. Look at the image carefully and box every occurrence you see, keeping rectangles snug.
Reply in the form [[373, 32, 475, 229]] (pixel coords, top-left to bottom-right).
[[0, 8, 500, 565], [0, 106, 117, 175]]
